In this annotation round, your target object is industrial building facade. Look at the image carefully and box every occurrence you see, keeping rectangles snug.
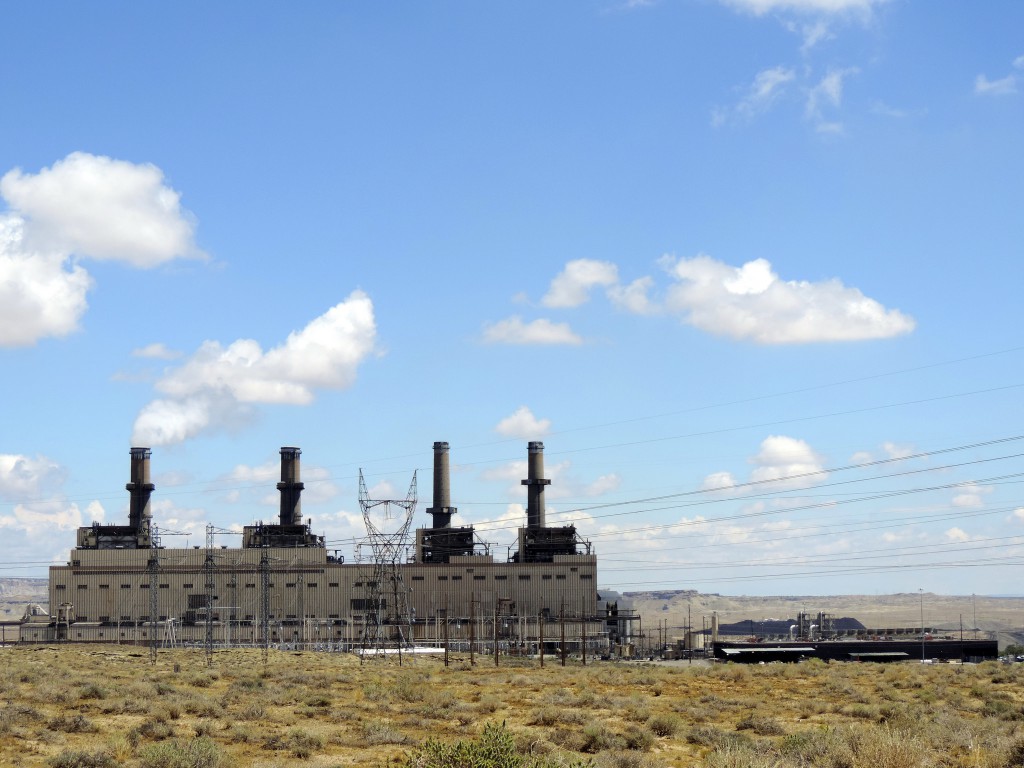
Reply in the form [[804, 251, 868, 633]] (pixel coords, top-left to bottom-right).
[[25, 443, 608, 650]]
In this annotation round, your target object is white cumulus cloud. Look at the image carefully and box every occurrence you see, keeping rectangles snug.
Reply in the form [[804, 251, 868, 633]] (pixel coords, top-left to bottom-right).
[[952, 484, 992, 509], [132, 291, 377, 446], [660, 254, 915, 343], [1, 152, 201, 267], [0, 453, 66, 500], [0, 153, 201, 347], [496, 406, 551, 439], [542, 259, 619, 308], [482, 316, 583, 346], [944, 527, 970, 543], [750, 435, 826, 489]]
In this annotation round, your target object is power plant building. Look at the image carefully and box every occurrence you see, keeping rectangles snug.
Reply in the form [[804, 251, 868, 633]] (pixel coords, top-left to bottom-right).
[[25, 443, 607, 651]]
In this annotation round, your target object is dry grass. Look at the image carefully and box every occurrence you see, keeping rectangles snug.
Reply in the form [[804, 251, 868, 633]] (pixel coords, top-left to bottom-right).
[[2, 646, 1024, 767]]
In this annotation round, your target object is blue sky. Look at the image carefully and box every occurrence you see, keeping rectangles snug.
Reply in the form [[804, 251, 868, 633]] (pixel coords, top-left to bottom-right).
[[1, 0, 1022, 596]]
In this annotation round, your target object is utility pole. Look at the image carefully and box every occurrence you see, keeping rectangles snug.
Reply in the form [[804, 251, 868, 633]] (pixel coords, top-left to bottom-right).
[[469, 593, 475, 667], [443, 597, 449, 668], [493, 603, 499, 667], [560, 602, 566, 667], [204, 525, 216, 668], [260, 550, 270, 668], [147, 551, 159, 664], [581, 601, 587, 666], [539, 608, 544, 668], [919, 588, 925, 663]]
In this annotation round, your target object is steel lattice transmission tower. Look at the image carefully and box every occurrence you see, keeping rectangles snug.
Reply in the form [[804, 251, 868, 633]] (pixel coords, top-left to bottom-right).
[[358, 469, 417, 657]]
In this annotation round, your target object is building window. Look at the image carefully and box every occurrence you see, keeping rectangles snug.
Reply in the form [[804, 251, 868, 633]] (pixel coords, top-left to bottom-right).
[[438, 576, 448, 581], [99, 584, 110, 590], [55, 584, 66, 590], [570, 567, 578, 572], [580, 574, 593, 580], [411, 576, 424, 581], [329, 582, 339, 588], [121, 615, 131, 622], [121, 584, 131, 589], [286, 583, 296, 588], [307, 583, 317, 588], [518, 575, 531, 581], [159, 584, 169, 589], [474, 575, 486, 581], [452, 576, 462, 581], [140, 584, 149, 589], [77, 585, 88, 590], [183, 583, 193, 589], [494, 575, 507, 581], [542, 575, 552, 580], [245, 583, 256, 589], [556, 575, 566, 580], [99, 616, 109, 622]]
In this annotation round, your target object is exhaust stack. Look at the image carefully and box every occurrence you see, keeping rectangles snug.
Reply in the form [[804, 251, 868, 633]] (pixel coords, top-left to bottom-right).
[[277, 447, 304, 526], [522, 441, 551, 528], [426, 441, 456, 528], [126, 447, 155, 531]]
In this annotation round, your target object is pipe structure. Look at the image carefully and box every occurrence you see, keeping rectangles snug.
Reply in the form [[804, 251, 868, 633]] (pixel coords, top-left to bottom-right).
[[277, 447, 304, 526], [426, 441, 456, 528], [522, 441, 551, 529], [126, 447, 155, 531]]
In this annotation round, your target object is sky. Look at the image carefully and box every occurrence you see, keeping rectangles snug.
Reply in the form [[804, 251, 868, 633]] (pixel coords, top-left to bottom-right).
[[1, 0, 1022, 597]]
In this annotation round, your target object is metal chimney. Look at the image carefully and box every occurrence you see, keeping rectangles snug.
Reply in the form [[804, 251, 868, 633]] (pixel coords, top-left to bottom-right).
[[522, 441, 551, 528], [277, 447, 304, 526], [126, 447, 155, 531], [426, 441, 456, 528]]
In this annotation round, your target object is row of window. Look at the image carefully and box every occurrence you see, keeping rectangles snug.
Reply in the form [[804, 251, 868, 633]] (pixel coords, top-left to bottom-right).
[[57, 575, 592, 590]]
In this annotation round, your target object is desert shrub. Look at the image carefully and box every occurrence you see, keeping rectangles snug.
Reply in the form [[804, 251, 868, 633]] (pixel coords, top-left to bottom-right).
[[135, 718, 175, 740], [79, 683, 106, 700], [847, 728, 923, 768], [47, 750, 117, 768], [478, 694, 502, 713], [402, 721, 592, 768], [647, 713, 679, 737], [622, 726, 654, 752], [138, 736, 222, 768], [288, 727, 324, 758], [530, 707, 585, 726], [187, 674, 213, 689], [49, 713, 98, 733], [237, 702, 265, 720], [193, 719, 215, 737], [594, 752, 665, 768], [687, 726, 753, 751], [736, 714, 786, 736], [701, 743, 785, 768], [779, 726, 854, 767], [580, 722, 624, 753], [181, 694, 222, 718], [364, 720, 413, 745]]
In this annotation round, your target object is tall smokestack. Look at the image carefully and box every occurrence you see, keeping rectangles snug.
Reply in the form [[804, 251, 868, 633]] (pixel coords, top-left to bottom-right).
[[277, 447, 304, 526], [522, 441, 550, 528], [426, 441, 456, 528], [127, 447, 155, 532]]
